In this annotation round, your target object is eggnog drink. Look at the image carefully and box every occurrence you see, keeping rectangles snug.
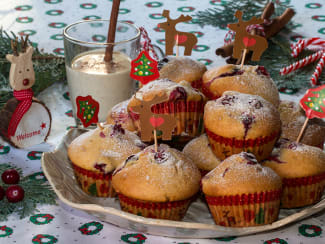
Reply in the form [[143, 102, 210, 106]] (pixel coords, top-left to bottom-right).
[[66, 51, 133, 124]]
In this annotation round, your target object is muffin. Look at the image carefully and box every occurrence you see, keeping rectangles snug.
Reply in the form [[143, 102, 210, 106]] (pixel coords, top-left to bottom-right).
[[204, 91, 281, 161], [112, 144, 201, 220], [158, 57, 207, 90], [68, 123, 145, 197], [202, 64, 280, 107], [183, 134, 221, 176], [128, 79, 206, 145], [279, 100, 325, 148], [202, 152, 282, 227], [106, 99, 136, 132], [263, 140, 325, 208]]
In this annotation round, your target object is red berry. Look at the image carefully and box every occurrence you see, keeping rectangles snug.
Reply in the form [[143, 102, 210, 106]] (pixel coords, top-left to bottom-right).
[[6, 185, 24, 203], [0, 186, 5, 200], [2, 169, 20, 184]]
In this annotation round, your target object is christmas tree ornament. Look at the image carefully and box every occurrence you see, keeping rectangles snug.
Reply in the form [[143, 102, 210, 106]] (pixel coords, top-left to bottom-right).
[[130, 50, 160, 85], [158, 10, 198, 56], [129, 94, 177, 144], [215, 2, 294, 64], [228, 10, 268, 68], [75, 95, 99, 128], [297, 84, 325, 142], [0, 36, 51, 148], [280, 38, 325, 85]]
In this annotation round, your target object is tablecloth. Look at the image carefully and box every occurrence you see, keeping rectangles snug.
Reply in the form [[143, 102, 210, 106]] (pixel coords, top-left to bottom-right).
[[1, 0, 325, 243]]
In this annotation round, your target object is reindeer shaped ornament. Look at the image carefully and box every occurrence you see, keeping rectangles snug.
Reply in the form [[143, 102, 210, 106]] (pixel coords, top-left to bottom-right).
[[228, 10, 268, 62], [130, 94, 177, 142], [159, 10, 197, 56], [0, 37, 51, 148]]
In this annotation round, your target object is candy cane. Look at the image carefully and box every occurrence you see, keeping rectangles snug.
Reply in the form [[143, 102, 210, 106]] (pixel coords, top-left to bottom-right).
[[280, 50, 324, 75], [139, 27, 158, 60], [292, 38, 325, 57], [311, 52, 325, 85]]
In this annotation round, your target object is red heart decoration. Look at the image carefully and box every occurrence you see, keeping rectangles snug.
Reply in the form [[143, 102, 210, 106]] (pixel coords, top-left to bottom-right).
[[174, 34, 187, 44], [243, 37, 256, 47], [150, 117, 164, 127]]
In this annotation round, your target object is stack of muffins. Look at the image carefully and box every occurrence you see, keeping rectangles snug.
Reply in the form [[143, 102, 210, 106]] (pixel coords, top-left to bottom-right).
[[68, 58, 325, 226]]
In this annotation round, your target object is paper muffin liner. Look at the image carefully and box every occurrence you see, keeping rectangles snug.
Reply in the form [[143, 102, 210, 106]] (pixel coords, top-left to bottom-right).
[[118, 193, 192, 221], [281, 172, 325, 208], [72, 163, 115, 198], [205, 128, 279, 161], [130, 100, 205, 140], [205, 190, 282, 227]]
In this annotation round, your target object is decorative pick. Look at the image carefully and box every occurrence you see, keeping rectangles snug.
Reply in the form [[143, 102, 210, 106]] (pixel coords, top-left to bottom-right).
[[297, 84, 325, 142], [130, 50, 159, 85], [104, 0, 120, 63], [176, 34, 179, 57], [158, 9, 197, 56], [129, 94, 177, 145], [227, 10, 268, 69]]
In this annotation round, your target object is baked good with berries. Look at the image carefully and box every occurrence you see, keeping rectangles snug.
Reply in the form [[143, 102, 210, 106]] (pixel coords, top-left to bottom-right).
[[204, 91, 281, 161], [263, 139, 325, 208], [202, 64, 280, 107], [68, 123, 145, 197], [158, 57, 207, 90], [183, 134, 221, 175], [106, 99, 136, 132], [112, 144, 201, 220], [279, 100, 325, 149], [128, 79, 206, 145], [202, 152, 282, 227]]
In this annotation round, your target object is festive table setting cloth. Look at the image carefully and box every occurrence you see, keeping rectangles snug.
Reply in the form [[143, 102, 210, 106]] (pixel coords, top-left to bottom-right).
[[1, 0, 325, 243]]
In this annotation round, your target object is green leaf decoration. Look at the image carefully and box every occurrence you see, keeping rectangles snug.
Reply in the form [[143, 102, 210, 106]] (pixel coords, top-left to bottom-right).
[[0, 163, 56, 221], [88, 183, 97, 196]]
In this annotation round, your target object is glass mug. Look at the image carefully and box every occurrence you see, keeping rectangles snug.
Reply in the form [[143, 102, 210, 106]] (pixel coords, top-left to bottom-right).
[[63, 20, 140, 128]]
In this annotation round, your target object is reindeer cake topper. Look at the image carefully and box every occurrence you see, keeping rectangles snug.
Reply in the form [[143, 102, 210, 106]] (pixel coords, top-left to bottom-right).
[[228, 10, 268, 64], [158, 10, 197, 56], [0, 36, 51, 148], [130, 93, 177, 144]]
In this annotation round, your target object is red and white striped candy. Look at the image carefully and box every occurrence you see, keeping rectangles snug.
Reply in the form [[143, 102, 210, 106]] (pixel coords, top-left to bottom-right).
[[291, 38, 325, 57], [280, 50, 324, 75], [311, 52, 325, 85]]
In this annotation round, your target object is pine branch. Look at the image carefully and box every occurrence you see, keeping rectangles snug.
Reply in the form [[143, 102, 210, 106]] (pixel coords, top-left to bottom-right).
[[194, 0, 295, 30], [0, 163, 57, 221], [0, 29, 66, 110]]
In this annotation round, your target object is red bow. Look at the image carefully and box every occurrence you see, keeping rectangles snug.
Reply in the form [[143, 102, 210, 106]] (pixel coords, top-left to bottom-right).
[[8, 88, 33, 137]]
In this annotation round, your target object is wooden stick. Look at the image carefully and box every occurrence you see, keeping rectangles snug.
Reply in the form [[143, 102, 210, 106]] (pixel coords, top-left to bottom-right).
[[104, 0, 121, 63], [154, 129, 158, 152], [176, 34, 179, 57], [296, 117, 309, 143], [240, 49, 248, 69]]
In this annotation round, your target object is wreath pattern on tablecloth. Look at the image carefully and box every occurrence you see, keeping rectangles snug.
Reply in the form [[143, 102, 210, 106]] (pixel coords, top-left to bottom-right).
[[0, 226, 13, 238], [30, 214, 54, 225], [121, 233, 147, 244], [299, 224, 322, 237], [78, 221, 103, 235], [32, 234, 58, 244], [264, 238, 288, 244]]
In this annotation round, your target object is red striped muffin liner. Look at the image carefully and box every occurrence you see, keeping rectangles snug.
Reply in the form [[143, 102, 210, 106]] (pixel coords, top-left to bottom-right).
[[72, 164, 115, 197], [205, 127, 280, 161], [118, 193, 191, 220], [205, 190, 282, 227], [129, 100, 205, 139], [281, 172, 325, 208]]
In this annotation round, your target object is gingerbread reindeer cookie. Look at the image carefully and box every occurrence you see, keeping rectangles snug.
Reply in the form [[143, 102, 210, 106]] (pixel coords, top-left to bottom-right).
[[0, 36, 51, 148]]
